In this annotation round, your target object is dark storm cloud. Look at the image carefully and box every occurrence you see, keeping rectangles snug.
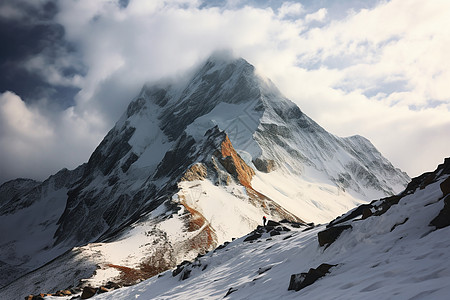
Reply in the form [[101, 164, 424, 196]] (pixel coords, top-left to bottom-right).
[[0, 0, 82, 108]]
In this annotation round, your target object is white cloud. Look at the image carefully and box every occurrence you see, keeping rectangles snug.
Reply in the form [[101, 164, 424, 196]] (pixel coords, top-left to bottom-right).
[[278, 2, 304, 19], [0, 91, 103, 183], [24, 53, 84, 88], [0, 91, 52, 140], [305, 8, 327, 23], [294, 0, 450, 108], [1, 0, 449, 183]]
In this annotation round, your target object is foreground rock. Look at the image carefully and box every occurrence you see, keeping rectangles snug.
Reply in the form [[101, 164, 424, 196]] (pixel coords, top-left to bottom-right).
[[23, 282, 122, 300], [288, 263, 337, 292], [317, 225, 352, 248]]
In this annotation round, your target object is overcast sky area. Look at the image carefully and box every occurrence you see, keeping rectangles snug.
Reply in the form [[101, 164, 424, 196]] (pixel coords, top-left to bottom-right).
[[0, 0, 449, 184]]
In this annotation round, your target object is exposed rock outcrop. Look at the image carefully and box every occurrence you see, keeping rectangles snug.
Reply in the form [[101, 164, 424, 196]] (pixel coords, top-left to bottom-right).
[[441, 177, 450, 197], [318, 225, 352, 248], [430, 195, 450, 229], [253, 158, 276, 173], [243, 233, 262, 242], [243, 220, 307, 243], [25, 281, 123, 300], [81, 286, 97, 299], [215, 135, 255, 188], [429, 162, 450, 230], [288, 263, 337, 292], [181, 163, 208, 181]]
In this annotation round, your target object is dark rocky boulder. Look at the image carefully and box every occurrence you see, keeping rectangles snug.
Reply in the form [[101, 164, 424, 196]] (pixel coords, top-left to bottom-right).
[[279, 226, 290, 232], [180, 269, 191, 281], [361, 207, 373, 219], [171, 256, 210, 281], [280, 219, 305, 228], [270, 230, 281, 236], [374, 195, 402, 216], [215, 241, 230, 251], [317, 225, 352, 247], [266, 220, 281, 227], [288, 263, 337, 291], [172, 260, 191, 277], [104, 281, 122, 290], [430, 195, 450, 229], [257, 265, 273, 275], [80, 286, 97, 299], [328, 204, 372, 227], [243, 233, 262, 242]]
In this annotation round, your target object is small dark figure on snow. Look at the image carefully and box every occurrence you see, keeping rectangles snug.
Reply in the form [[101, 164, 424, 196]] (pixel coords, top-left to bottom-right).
[[263, 216, 267, 227]]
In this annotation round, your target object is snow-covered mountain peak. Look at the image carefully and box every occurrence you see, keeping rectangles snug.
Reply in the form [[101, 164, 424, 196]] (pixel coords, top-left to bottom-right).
[[50, 54, 409, 248], [0, 55, 411, 298]]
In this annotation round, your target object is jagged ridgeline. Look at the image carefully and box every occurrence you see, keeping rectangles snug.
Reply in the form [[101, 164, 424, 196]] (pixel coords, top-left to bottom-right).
[[0, 54, 409, 298]]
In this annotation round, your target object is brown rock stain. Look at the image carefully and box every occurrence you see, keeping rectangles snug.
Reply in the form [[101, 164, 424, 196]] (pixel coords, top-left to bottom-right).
[[105, 247, 176, 286], [180, 199, 216, 251], [106, 264, 143, 286], [216, 135, 255, 187]]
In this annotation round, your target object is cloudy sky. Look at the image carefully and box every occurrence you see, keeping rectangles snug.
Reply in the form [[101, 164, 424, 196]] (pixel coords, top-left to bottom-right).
[[0, 0, 449, 184]]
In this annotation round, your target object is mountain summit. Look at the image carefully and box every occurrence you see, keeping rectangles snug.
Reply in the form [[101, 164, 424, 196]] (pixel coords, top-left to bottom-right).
[[0, 55, 409, 297]]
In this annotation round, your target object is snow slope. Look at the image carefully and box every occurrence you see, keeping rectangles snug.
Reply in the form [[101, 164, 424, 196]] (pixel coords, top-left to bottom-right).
[[78, 157, 449, 300]]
